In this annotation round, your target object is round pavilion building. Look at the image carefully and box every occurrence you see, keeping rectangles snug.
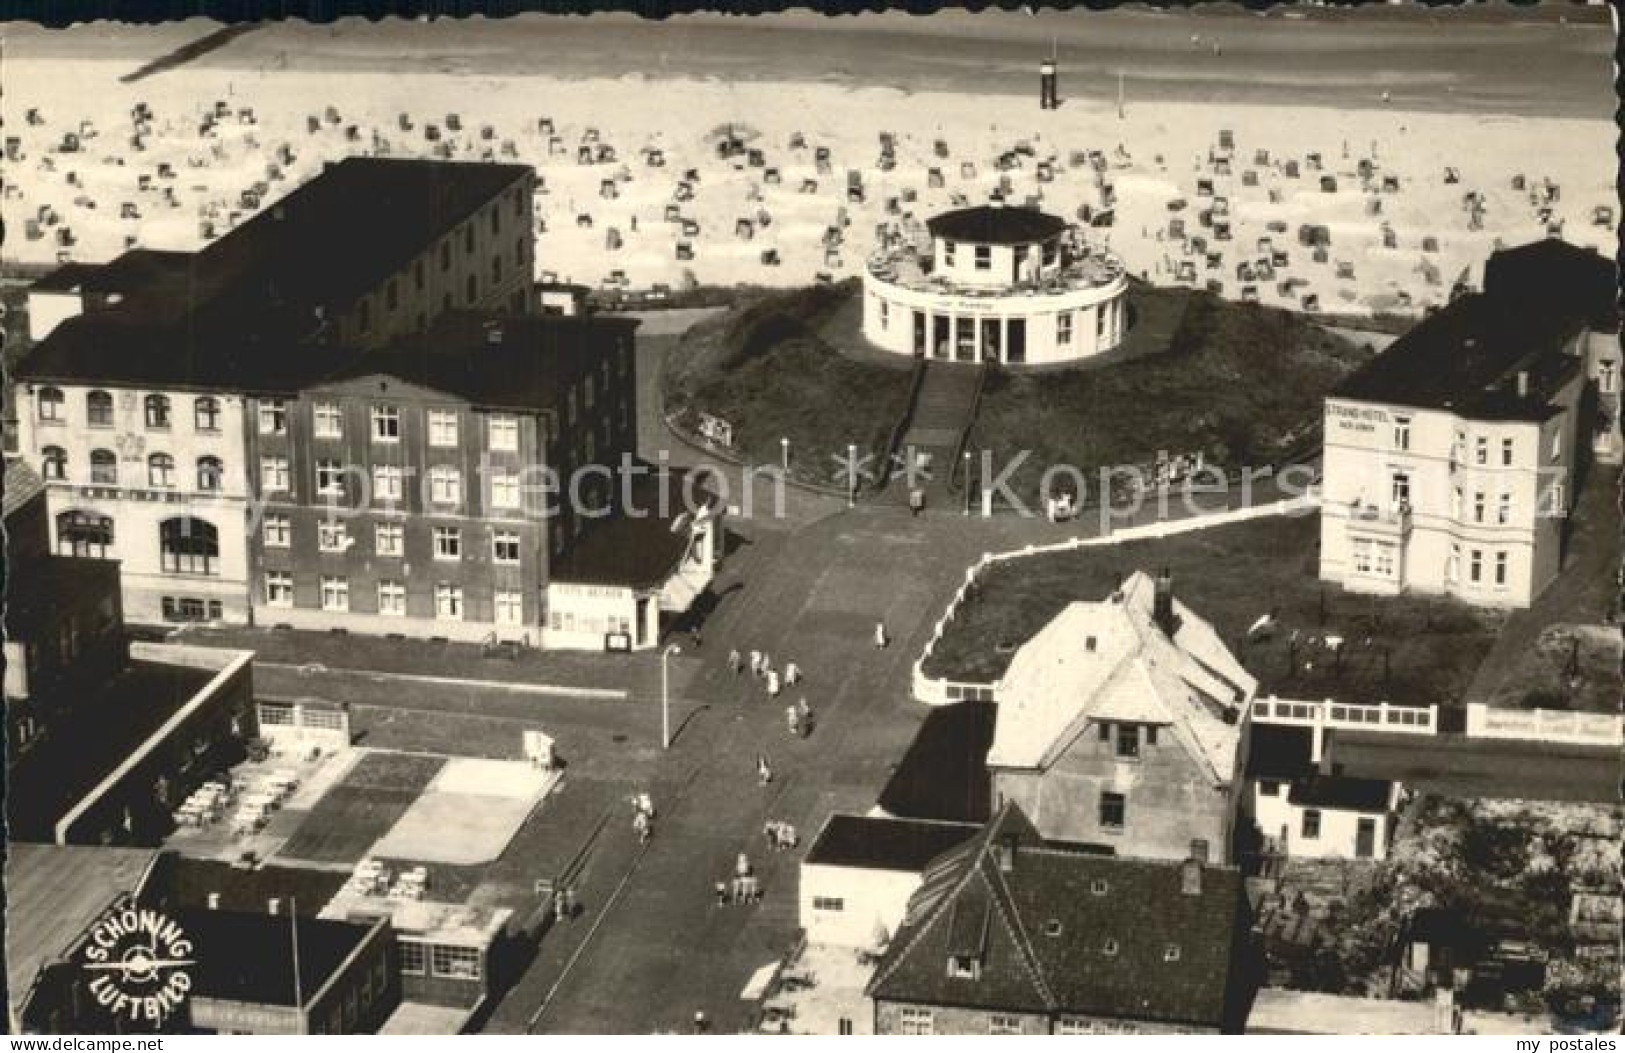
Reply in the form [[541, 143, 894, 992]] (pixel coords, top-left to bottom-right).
[[862, 204, 1129, 366]]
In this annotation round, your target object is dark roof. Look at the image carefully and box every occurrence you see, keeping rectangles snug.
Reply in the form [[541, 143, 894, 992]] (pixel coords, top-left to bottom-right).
[[3, 555, 121, 639], [927, 205, 1068, 246], [17, 158, 535, 394], [1482, 238, 1619, 332], [805, 815, 981, 872], [868, 804, 1245, 1028], [1245, 725, 1317, 782], [1332, 240, 1607, 420], [19, 309, 634, 409], [141, 854, 349, 918], [173, 907, 378, 1008], [878, 701, 996, 823], [550, 468, 717, 589], [3, 457, 45, 520], [1287, 775, 1391, 812]]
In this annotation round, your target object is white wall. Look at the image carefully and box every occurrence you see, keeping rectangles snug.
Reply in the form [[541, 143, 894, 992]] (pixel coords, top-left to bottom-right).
[[1247, 782, 1392, 861], [799, 863, 923, 949]]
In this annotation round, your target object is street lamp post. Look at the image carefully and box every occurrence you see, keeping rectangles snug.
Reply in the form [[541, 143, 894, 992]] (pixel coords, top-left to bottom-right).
[[963, 450, 973, 515], [661, 643, 682, 749], [780, 436, 790, 471], [847, 443, 858, 507]]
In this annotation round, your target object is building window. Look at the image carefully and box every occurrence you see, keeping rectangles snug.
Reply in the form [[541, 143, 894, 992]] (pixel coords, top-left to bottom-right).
[[432, 944, 481, 980], [1501, 437, 1514, 466], [1390, 472, 1410, 511], [90, 449, 118, 485], [320, 575, 349, 612], [1473, 491, 1485, 523], [41, 445, 67, 481], [148, 452, 176, 488], [1392, 415, 1410, 450], [159, 517, 218, 575], [435, 584, 464, 620], [373, 465, 403, 503], [988, 1015, 1021, 1036], [1353, 539, 1373, 576], [811, 897, 845, 912], [1260, 780, 1281, 797], [57, 510, 113, 558], [261, 456, 290, 493], [1496, 492, 1511, 525], [318, 520, 349, 553], [371, 405, 400, 442], [1494, 550, 1508, 587], [386, 279, 399, 311], [375, 522, 404, 557], [1301, 809, 1322, 839], [316, 459, 346, 498], [1600, 359, 1617, 394], [378, 580, 406, 617], [1057, 311, 1073, 346], [1447, 543, 1461, 584], [466, 274, 478, 304], [943, 240, 956, 267], [1115, 725, 1140, 759], [265, 571, 294, 607], [264, 514, 290, 548], [491, 470, 521, 510], [194, 397, 221, 432], [1475, 435, 1488, 465], [946, 956, 980, 980], [1545, 481, 1566, 516], [489, 415, 520, 453], [258, 399, 286, 435], [492, 255, 503, 284], [87, 390, 113, 427], [1373, 542, 1395, 578], [492, 530, 521, 564], [37, 386, 65, 421], [900, 1008, 933, 1036], [145, 394, 172, 430], [1549, 429, 1562, 460], [1057, 1018, 1094, 1035], [495, 590, 523, 626], [429, 409, 459, 448], [429, 466, 461, 505], [314, 402, 343, 439], [973, 244, 991, 271], [1469, 548, 1483, 583], [401, 941, 427, 976], [196, 456, 223, 492], [1099, 791, 1126, 830], [433, 527, 462, 560]]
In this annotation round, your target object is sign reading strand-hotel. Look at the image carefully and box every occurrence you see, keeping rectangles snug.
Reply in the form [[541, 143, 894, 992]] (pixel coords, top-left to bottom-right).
[[78, 902, 194, 1027]]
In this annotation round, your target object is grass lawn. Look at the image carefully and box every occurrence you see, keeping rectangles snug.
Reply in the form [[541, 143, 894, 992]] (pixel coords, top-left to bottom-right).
[[1466, 465, 1623, 714], [921, 511, 1504, 708], [662, 279, 914, 486], [279, 751, 445, 865], [971, 288, 1369, 500]]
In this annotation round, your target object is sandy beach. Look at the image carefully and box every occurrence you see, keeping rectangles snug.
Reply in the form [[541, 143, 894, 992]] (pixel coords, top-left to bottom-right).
[[2, 11, 1615, 317]]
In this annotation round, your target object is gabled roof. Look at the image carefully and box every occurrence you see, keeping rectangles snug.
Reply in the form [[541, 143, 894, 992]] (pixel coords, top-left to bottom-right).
[[988, 571, 1253, 781], [867, 804, 1245, 1028], [3, 458, 45, 520]]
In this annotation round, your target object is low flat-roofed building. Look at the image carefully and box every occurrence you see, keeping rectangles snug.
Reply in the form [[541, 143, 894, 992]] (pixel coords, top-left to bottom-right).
[[800, 814, 980, 949], [1247, 988, 1460, 1035], [5, 843, 162, 1033], [1244, 724, 1398, 861]]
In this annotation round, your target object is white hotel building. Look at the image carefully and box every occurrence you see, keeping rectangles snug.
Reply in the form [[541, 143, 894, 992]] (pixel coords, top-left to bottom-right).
[[1318, 241, 1614, 609], [862, 205, 1129, 366]]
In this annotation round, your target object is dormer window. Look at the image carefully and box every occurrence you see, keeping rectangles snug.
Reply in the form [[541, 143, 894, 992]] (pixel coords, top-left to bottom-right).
[[1085, 635, 1097, 653], [1164, 944, 1182, 962], [1102, 939, 1119, 957], [947, 955, 980, 980], [1090, 879, 1109, 896], [1045, 920, 1063, 937]]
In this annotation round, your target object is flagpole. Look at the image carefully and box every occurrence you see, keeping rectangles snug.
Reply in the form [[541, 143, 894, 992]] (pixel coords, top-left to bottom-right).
[[291, 896, 305, 1031]]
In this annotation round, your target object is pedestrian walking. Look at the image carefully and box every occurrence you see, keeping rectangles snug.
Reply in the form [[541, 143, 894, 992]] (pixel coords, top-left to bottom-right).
[[757, 753, 772, 786], [749, 649, 762, 677], [874, 620, 889, 649], [909, 486, 925, 516], [786, 704, 800, 738], [766, 669, 781, 698], [694, 1010, 710, 1034], [785, 660, 801, 686], [736, 851, 752, 879], [798, 697, 814, 738], [715, 880, 729, 907], [728, 648, 743, 676]]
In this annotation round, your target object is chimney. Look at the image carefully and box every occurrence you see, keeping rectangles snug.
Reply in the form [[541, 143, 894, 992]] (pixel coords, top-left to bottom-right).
[[207, 892, 221, 910], [267, 898, 282, 916], [1515, 370, 1529, 398], [1153, 567, 1176, 636], [1179, 858, 1202, 896]]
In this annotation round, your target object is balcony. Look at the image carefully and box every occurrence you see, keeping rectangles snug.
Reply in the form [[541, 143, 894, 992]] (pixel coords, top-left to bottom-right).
[[1347, 500, 1413, 538]]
